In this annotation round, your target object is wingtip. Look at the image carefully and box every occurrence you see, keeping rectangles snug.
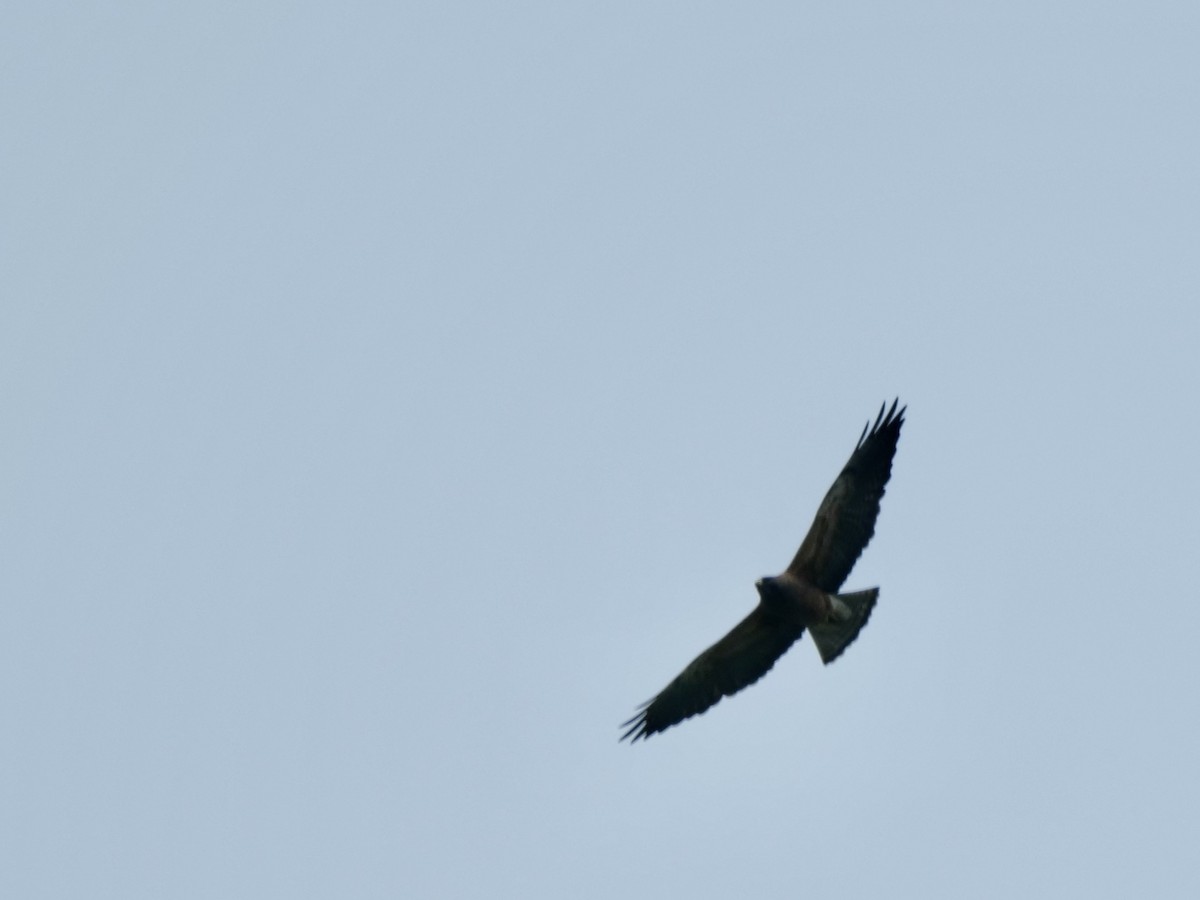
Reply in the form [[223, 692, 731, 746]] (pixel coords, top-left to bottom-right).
[[857, 397, 905, 448], [619, 699, 655, 742], [619, 719, 649, 743], [880, 397, 906, 429]]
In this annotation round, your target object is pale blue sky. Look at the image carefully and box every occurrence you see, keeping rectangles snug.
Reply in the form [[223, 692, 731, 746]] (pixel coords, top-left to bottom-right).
[[3, 3, 1199, 898]]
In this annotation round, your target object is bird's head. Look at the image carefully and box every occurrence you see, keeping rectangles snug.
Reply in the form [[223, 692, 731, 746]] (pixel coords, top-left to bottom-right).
[[754, 576, 777, 600]]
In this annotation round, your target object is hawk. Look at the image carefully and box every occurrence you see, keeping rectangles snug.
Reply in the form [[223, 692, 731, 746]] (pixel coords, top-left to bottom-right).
[[621, 399, 905, 742]]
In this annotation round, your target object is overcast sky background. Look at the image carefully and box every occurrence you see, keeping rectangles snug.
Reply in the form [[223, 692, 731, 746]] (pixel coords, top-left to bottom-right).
[[4, 3, 1199, 898]]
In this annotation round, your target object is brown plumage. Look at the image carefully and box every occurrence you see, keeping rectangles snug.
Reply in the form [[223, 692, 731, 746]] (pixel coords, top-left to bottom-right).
[[621, 399, 905, 742]]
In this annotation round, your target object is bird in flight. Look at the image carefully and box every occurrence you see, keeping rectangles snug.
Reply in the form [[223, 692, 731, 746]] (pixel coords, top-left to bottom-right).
[[621, 399, 905, 742]]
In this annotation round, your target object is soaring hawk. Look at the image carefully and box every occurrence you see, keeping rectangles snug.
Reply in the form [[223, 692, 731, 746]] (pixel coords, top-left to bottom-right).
[[621, 400, 905, 742]]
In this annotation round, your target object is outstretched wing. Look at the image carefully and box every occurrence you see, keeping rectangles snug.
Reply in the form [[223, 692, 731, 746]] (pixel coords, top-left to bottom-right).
[[787, 399, 905, 593], [620, 606, 805, 742]]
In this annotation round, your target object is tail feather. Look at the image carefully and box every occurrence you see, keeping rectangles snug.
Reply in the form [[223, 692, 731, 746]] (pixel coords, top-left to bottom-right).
[[809, 588, 878, 665]]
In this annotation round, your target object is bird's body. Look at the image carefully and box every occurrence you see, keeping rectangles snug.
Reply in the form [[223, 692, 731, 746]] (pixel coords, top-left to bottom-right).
[[621, 400, 905, 742], [756, 572, 837, 624]]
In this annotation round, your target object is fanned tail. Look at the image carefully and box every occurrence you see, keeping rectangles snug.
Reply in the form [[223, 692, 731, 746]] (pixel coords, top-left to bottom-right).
[[809, 588, 878, 665]]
